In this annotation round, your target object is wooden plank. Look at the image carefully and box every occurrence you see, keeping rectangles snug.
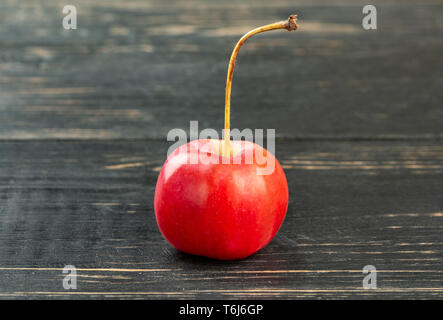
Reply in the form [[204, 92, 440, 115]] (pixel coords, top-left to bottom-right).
[[0, 0, 442, 300], [0, 139, 442, 299], [0, 0, 442, 139]]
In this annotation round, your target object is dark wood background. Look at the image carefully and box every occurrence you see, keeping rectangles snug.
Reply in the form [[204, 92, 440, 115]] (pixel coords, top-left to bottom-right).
[[0, 0, 442, 299]]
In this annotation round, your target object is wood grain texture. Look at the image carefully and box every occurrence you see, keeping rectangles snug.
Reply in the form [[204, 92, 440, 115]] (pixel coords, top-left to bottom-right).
[[0, 140, 442, 299], [0, 0, 442, 300], [0, 0, 442, 139]]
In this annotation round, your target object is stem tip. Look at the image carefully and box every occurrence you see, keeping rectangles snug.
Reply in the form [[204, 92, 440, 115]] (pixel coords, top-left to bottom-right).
[[284, 14, 298, 31]]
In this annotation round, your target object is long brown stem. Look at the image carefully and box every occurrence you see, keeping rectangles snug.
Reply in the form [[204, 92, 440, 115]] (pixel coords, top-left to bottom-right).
[[223, 15, 298, 153]]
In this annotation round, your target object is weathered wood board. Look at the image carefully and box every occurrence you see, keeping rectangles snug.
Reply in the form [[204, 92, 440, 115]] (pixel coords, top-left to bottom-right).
[[0, 0, 442, 139], [0, 140, 442, 299], [0, 0, 442, 299]]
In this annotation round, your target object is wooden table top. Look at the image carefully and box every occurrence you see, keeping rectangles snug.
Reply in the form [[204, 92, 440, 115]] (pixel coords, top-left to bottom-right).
[[0, 0, 442, 299]]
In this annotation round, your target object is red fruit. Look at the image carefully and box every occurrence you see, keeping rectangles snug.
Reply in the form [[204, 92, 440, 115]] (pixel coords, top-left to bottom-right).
[[154, 139, 288, 260], [154, 15, 297, 260]]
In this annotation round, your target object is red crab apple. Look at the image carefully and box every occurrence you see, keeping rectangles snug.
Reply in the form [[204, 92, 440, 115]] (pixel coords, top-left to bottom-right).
[[154, 15, 298, 260], [155, 139, 289, 260]]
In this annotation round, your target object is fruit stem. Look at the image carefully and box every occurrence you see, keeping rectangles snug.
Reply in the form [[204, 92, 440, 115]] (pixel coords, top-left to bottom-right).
[[223, 15, 298, 154]]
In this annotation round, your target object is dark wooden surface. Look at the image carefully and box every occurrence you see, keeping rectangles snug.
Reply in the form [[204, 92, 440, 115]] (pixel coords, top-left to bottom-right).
[[0, 0, 442, 299]]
